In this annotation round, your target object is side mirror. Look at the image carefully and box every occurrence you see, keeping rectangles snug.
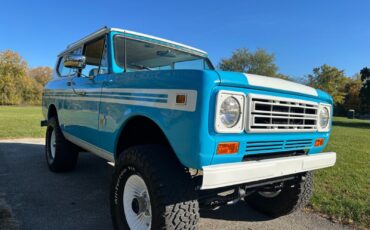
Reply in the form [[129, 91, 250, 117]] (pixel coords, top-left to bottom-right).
[[64, 54, 86, 69]]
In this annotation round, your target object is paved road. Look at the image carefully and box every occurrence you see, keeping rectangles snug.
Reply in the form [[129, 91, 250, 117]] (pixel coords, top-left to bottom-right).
[[0, 139, 353, 230]]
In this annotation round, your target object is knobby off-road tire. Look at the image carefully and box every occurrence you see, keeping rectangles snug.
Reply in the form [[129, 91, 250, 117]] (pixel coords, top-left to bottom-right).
[[110, 145, 199, 230], [245, 172, 314, 217], [45, 117, 79, 172]]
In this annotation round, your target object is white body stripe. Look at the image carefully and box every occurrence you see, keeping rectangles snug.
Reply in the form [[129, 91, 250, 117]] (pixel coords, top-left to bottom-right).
[[244, 73, 318, 97], [44, 96, 101, 102], [97, 94, 165, 99], [44, 88, 197, 112]]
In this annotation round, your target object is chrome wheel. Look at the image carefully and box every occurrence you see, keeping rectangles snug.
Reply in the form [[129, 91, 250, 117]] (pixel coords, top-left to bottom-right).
[[123, 174, 151, 230], [50, 129, 56, 159]]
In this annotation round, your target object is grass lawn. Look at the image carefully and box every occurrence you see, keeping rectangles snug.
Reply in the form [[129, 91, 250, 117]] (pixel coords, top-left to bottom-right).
[[0, 106, 369, 227], [0, 106, 45, 139], [310, 117, 370, 228]]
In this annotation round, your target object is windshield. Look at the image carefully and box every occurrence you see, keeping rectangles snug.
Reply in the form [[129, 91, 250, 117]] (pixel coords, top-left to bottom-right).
[[114, 36, 214, 71]]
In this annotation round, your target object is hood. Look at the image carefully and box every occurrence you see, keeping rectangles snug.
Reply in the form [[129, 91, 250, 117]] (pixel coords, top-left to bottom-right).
[[216, 71, 332, 103]]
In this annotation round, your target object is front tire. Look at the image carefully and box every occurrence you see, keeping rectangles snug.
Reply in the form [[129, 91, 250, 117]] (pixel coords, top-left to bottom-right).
[[45, 117, 79, 172], [245, 172, 314, 217], [110, 145, 199, 230]]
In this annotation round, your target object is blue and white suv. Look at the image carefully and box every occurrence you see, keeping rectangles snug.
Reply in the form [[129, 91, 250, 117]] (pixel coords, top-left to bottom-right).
[[42, 27, 336, 230]]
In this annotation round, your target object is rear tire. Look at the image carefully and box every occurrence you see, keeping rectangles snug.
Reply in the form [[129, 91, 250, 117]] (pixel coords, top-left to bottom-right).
[[245, 172, 314, 217], [45, 117, 79, 172], [110, 145, 199, 230]]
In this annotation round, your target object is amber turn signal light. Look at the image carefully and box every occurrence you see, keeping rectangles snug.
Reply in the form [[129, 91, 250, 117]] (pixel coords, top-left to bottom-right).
[[176, 94, 187, 104], [314, 138, 324, 147], [217, 142, 239, 154]]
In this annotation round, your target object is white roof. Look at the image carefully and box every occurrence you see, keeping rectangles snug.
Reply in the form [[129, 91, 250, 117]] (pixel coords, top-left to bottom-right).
[[111, 28, 207, 54], [60, 27, 207, 56]]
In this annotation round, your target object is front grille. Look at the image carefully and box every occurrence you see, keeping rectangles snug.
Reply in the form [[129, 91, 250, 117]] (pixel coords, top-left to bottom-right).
[[247, 94, 319, 132], [245, 139, 313, 154]]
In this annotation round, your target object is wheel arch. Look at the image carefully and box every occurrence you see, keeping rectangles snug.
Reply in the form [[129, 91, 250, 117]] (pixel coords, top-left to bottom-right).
[[114, 115, 179, 163]]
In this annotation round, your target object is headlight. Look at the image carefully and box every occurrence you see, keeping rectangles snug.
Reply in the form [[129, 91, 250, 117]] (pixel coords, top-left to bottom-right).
[[319, 107, 330, 128], [318, 104, 331, 132], [215, 91, 245, 133], [220, 96, 241, 128]]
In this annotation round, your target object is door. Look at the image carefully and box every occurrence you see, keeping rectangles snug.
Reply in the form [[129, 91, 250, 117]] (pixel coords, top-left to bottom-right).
[[64, 35, 109, 146]]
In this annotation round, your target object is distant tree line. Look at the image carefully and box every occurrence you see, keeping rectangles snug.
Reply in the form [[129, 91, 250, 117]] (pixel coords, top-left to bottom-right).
[[0, 50, 52, 105], [220, 48, 370, 115]]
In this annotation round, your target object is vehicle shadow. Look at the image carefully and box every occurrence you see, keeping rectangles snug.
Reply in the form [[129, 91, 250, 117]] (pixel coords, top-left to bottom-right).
[[200, 203, 272, 222], [0, 142, 273, 230]]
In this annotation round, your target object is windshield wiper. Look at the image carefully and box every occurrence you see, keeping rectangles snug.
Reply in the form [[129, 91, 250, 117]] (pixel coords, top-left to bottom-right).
[[129, 64, 152, 71]]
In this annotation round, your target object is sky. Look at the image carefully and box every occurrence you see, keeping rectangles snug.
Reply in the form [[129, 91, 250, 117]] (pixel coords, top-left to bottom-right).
[[1, 0, 369, 79]]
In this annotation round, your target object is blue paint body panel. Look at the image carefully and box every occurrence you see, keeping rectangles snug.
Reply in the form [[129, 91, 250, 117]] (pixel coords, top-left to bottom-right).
[[42, 30, 334, 170], [96, 70, 220, 168]]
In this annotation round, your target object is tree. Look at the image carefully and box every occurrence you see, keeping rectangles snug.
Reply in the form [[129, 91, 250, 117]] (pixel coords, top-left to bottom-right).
[[219, 48, 278, 77], [0, 50, 45, 105], [343, 75, 362, 112], [0, 75, 21, 105], [0, 50, 27, 79], [306, 64, 348, 105], [28, 66, 52, 86], [359, 67, 370, 113], [0, 50, 28, 105]]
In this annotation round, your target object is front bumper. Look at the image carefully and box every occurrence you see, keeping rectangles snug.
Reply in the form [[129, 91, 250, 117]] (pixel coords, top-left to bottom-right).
[[201, 152, 336, 190]]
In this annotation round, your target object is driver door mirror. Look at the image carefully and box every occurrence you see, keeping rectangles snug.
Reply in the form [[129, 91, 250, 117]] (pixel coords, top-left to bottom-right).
[[64, 54, 86, 69]]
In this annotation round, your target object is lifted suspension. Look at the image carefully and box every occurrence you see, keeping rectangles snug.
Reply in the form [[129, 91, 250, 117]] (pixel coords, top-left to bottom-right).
[[196, 173, 305, 209]]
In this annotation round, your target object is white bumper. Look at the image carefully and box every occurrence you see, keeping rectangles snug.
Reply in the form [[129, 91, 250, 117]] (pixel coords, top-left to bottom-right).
[[201, 152, 336, 190]]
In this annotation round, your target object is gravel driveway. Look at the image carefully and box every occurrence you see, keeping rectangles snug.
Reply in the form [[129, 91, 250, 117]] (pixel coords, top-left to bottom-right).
[[0, 139, 353, 230]]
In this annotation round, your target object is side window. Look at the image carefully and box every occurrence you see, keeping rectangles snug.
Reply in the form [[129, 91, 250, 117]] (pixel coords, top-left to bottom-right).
[[81, 37, 106, 77]]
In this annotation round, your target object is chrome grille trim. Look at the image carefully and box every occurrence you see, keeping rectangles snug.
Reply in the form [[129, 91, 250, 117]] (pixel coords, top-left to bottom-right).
[[246, 94, 319, 133]]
